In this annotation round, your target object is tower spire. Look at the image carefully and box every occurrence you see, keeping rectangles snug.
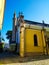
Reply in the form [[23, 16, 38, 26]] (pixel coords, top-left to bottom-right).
[[12, 12, 17, 43]]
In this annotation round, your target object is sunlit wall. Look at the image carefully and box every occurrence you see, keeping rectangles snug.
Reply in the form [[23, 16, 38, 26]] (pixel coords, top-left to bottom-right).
[[0, 0, 5, 30]]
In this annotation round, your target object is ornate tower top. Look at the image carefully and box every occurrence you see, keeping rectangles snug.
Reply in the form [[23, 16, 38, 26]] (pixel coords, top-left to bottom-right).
[[19, 12, 24, 19], [13, 12, 17, 26], [13, 12, 16, 19], [18, 12, 24, 23]]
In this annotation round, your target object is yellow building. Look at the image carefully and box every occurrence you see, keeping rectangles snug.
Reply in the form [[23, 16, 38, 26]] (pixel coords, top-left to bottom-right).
[[10, 13, 49, 57], [20, 19, 49, 57]]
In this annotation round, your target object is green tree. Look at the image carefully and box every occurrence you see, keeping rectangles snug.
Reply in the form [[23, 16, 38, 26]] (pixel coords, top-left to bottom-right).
[[6, 31, 12, 43]]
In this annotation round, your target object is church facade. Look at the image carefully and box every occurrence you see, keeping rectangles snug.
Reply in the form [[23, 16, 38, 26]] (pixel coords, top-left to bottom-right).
[[10, 12, 49, 57]]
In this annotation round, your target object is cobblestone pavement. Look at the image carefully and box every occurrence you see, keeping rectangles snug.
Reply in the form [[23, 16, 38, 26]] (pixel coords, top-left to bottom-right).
[[0, 52, 49, 65], [1, 59, 49, 65]]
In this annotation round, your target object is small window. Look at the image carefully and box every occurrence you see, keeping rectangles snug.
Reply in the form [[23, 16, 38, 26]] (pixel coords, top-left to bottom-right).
[[34, 34, 38, 46]]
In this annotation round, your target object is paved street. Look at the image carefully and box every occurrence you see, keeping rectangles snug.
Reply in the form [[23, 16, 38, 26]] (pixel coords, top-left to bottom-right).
[[6, 59, 49, 65], [0, 59, 49, 65], [0, 52, 49, 65]]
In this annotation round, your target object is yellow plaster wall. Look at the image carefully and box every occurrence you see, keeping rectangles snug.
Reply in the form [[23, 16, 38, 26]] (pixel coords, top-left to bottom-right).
[[20, 26, 49, 57], [0, 0, 5, 29], [24, 29, 44, 53]]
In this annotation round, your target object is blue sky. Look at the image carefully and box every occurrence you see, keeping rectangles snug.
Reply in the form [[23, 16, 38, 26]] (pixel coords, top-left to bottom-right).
[[2, 0, 49, 43]]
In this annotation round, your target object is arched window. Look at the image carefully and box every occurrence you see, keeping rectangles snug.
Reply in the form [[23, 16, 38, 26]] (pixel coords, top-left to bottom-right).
[[34, 34, 38, 46]]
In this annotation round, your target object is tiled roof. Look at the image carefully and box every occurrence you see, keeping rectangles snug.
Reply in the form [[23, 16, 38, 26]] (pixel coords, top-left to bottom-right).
[[24, 20, 49, 27]]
